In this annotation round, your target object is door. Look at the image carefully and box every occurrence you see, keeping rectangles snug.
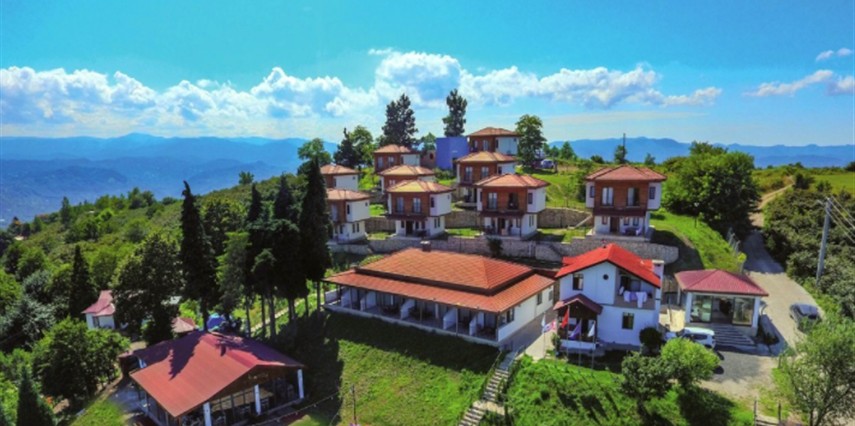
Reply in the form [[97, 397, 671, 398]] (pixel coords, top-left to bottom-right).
[[609, 217, 619, 233], [405, 221, 414, 235]]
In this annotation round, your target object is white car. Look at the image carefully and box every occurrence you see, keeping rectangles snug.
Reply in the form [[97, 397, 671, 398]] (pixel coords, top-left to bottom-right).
[[664, 326, 716, 349]]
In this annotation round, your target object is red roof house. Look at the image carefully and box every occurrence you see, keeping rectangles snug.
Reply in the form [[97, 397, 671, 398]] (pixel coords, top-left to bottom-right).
[[82, 290, 117, 330], [584, 165, 667, 239], [674, 270, 768, 333]]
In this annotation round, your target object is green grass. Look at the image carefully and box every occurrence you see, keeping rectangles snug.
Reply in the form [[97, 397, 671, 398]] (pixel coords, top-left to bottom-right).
[[369, 203, 386, 217], [753, 167, 854, 194], [650, 210, 741, 274], [535, 227, 589, 242], [70, 399, 125, 426], [445, 228, 482, 238], [367, 231, 392, 240], [815, 171, 855, 193], [273, 313, 497, 426], [530, 170, 586, 210], [506, 357, 753, 426]]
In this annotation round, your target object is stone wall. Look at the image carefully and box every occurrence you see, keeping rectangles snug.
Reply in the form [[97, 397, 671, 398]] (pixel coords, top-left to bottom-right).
[[365, 217, 395, 233], [444, 210, 481, 228], [537, 208, 590, 229], [364, 207, 589, 232]]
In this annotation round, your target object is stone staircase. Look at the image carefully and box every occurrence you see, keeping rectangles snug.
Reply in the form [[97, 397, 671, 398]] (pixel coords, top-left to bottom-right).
[[707, 323, 756, 350], [458, 352, 517, 426], [458, 404, 486, 426]]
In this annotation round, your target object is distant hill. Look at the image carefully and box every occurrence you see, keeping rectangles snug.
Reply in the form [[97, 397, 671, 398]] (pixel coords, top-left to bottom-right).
[[0, 134, 335, 222], [552, 137, 855, 168]]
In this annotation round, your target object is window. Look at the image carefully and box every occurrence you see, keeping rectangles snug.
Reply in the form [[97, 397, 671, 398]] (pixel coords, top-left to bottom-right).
[[389, 179, 396, 188], [602, 187, 614, 206], [396, 197, 404, 213], [389, 156, 396, 165], [622, 313, 635, 329], [623, 217, 629, 225], [528, 192, 533, 205], [529, 215, 535, 227], [346, 204, 351, 214], [351, 223, 357, 233], [430, 196, 435, 208], [464, 167, 473, 182], [589, 185, 595, 198], [434, 217, 440, 227], [601, 216, 608, 225], [632, 217, 639, 226], [649, 186, 656, 200], [413, 198, 422, 213], [487, 193, 498, 210], [377, 157, 384, 167], [628, 187, 639, 206], [508, 193, 519, 209], [502, 308, 515, 324], [481, 166, 489, 178], [537, 292, 543, 305], [572, 274, 584, 290]]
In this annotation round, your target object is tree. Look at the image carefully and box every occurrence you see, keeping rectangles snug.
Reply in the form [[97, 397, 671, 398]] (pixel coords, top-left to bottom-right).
[[114, 233, 181, 344], [419, 132, 437, 155], [614, 144, 628, 164], [350, 125, 375, 167], [660, 338, 719, 389], [202, 199, 244, 257], [179, 182, 219, 332], [272, 176, 305, 327], [0, 403, 9, 426], [239, 171, 254, 185], [639, 327, 663, 354], [245, 184, 267, 336], [15, 247, 47, 282], [59, 196, 72, 228], [298, 138, 333, 175], [777, 317, 855, 426], [381, 94, 418, 148], [515, 114, 546, 169], [621, 352, 672, 413], [793, 171, 814, 190], [66, 246, 96, 319], [846, 161, 855, 172], [590, 155, 605, 164], [15, 367, 54, 426], [442, 89, 467, 137], [32, 319, 128, 409], [217, 232, 251, 333], [251, 249, 276, 334], [334, 128, 360, 167], [299, 161, 331, 316], [644, 153, 656, 166], [559, 142, 575, 160]]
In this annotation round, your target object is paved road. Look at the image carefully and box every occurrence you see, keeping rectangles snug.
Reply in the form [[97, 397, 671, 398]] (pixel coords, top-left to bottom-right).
[[704, 350, 776, 401]]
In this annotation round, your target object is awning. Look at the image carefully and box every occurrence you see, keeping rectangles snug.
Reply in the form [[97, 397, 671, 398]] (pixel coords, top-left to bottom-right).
[[552, 293, 603, 315]]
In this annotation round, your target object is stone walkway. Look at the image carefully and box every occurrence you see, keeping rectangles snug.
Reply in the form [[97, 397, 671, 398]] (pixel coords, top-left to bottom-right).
[[459, 351, 516, 425]]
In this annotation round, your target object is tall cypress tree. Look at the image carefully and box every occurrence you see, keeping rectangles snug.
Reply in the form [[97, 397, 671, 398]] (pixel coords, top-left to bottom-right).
[[245, 184, 267, 336], [67, 245, 96, 319], [381, 94, 418, 148], [333, 128, 360, 167], [442, 89, 467, 137], [16, 367, 55, 426], [299, 161, 332, 315], [179, 181, 219, 331]]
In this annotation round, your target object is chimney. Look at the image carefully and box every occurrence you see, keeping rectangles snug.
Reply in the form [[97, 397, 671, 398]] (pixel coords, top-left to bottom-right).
[[652, 259, 665, 279], [421, 240, 432, 252]]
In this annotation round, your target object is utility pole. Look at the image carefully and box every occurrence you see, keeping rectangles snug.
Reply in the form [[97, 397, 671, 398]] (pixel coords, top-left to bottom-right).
[[816, 198, 831, 287]]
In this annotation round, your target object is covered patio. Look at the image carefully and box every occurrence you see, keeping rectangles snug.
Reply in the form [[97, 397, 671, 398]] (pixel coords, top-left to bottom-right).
[[553, 294, 603, 352]]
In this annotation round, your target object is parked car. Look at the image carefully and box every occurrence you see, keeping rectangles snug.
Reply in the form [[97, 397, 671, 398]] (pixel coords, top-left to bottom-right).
[[789, 303, 820, 330], [540, 158, 555, 169], [664, 326, 716, 349]]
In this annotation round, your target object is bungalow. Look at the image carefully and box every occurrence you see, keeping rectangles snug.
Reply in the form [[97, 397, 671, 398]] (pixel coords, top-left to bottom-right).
[[378, 164, 436, 193], [584, 165, 666, 239], [675, 269, 768, 336], [327, 188, 371, 243], [554, 244, 664, 350], [475, 174, 548, 239], [455, 151, 517, 204], [468, 127, 520, 155], [373, 144, 420, 172], [82, 290, 116, 330], [324, 246, 555, 348], [131, 331, 305, 426], [320, 164, 359, 191], [385, 180, 453, 238]]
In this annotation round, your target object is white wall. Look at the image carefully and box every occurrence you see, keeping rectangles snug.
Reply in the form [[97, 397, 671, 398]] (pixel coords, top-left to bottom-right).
[[402, 154, 420, 166], [497, 287, 552, 342], [647, 182, 662, 210], [334, 175, 359, 191], [597, 306, 658, 346], [497, 137, 518, 155], [498, 162, 516, 174], [85, 314, 115, 330], [425, 216, 446, 236], [585, 183, 595, 208], [346, 200, 371, 222], [558, 262, 618, 305], [430, 193, 453, 216], [527, 187, 546, 213], [521, 213, 537, 237], [332, 220, 367, 242]]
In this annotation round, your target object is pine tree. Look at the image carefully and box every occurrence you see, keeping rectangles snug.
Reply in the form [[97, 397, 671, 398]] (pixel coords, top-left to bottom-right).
[[16, 367, 55, 426], [350, 125, 375, 167], [245, 184, 267, 336], [67, 245, 96, 318], [251, 249, 276, 334], [59, 196, 72, 228], [0, 403, 10, 426], [614, 144, 628, 164], [217, 232, 251, 334], [381, 94, 418, 148], [179, 182, 219, 331], [299, 161, 332, 316], [442, 89, 467, 137], [334, 128, 360, 167], [270, 176, 304, 334], [515, 114, 546, 169]]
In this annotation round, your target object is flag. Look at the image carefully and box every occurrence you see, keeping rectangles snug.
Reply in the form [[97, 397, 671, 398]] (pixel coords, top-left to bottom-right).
[[569, 322, 582, 340], [560, 309, 569, 329], [587, 322, 596, 338]]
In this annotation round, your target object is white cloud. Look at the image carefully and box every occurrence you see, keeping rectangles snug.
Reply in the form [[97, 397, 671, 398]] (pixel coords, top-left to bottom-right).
[[816, 47, 853, 62], [746, 70, 855, 97], [373, 51, 462, 107]]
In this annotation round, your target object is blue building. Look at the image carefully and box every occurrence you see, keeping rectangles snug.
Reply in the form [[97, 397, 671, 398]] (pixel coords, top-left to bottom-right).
[[435, 136, 469, 170]]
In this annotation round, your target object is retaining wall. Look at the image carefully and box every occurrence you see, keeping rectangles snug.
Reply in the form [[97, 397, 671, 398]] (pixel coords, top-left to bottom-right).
[[364, 207, 589, 232]]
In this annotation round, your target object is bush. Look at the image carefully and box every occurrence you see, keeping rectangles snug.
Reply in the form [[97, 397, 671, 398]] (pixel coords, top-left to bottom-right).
[[639, 327, 662, 354], [487, 238, 502, 258], [660, 338, 720, 389], [621, 352, 672, 412]]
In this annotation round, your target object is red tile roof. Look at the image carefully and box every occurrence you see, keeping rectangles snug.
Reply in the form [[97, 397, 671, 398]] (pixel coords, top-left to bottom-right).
[[374, 144, 415, 154], [171, 317, 198, 335], [556, 244, 661, 287], [326, 266, 553, 312], [468, 127, 519, 137], [326, 188, 371, 202], [131, 331, 304, 418], [82, 290, 115, 317], [320, 164, 358, 175], [586, 165, 666, 182], [475, 173, 549, 189], [552, 293, 603, 314], [676, 270, 768, 296], [378, 164, 435, 177], [456, 151, 516, 164], [386, 180, 453, 194]]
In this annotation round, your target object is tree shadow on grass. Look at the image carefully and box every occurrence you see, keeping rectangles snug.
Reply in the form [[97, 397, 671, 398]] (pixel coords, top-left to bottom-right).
[[677, 387, 738, 426], [651, 229, 704, 273]]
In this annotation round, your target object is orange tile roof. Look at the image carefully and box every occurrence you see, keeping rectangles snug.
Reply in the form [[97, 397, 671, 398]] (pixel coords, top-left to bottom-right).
[[326, 188, 371, 201], [556, 244, 661, 287], [378, 164, 435, 177], [326, 265, 554, 313], [386, 180, 453, 194], [374, 144, 415, 154], [586, 165, 666, 182], [320, 164, 358, 175], [82, 290, 115, 316], [456, 151, 516, 163], [468, 127, 519, 137], [676, 270, 768, 296], [475, 173, 549, 189]]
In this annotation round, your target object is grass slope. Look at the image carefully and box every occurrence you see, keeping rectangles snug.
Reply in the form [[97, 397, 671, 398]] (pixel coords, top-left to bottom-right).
[[507, 357, 753, 426], [650, 210, 741, 274], [530, 170, 586, 210], [275, 313, 497, 426], [70, 399, 125, 426]]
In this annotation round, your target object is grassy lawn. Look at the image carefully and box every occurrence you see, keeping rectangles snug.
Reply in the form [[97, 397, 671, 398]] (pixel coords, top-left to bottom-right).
[[506, 357, 753, 426], [753, 167, 854, 194], [445, 227, 482, 238], [70, 399, 125, 426], [650, 210, 741, 274], [530, 170, 587, 210], [369, 203, 386, 217], [535, 227, 589, 242], [272, 313, 497, 426], [815, 171, 855, 193], [368, 231, 392, 240]]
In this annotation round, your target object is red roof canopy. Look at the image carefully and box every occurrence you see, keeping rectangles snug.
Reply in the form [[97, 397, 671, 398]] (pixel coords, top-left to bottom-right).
[[553, 293, 604, 314], [556, 244, 661, 287], [468, 127, 518, 137], [475, 173, 549, 189], [675, 270, 768, 296], [378, 164, 435, 177], [586, 165, 666, 182], [386, 180, 453, 194], [131, 332, 304, 418], [320, 164, 358, 175], [374, 144, 415, 154], [456, 151, 516, 164], [82, 290, 115, 317], [326, 188, 371, 202]]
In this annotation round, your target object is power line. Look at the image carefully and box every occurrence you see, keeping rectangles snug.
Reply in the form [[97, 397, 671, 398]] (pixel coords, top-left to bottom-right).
[[828, 197, 855, 229], [826, 206, 855, 238], [827, 213, 855, 245]]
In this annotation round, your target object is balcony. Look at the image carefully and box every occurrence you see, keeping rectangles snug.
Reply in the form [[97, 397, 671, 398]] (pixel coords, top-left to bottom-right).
[[614, 290, 656, 309]]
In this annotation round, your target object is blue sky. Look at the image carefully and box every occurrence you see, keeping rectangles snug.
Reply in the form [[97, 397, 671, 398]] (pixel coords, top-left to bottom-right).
[[1, 0, 853, 146]]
